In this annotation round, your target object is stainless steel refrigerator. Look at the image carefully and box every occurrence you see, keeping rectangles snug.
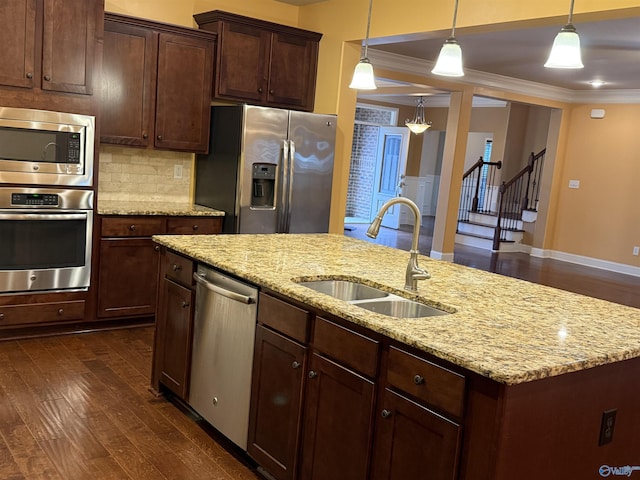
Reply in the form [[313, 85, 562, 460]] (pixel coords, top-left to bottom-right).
[[195, 105, 337, 234]]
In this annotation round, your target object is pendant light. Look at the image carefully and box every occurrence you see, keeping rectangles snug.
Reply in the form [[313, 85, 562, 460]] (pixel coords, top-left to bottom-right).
[[405, 97, 432, 134], [544, 0, 584, 68], [349, 0, 377, 90], [432, 0, 464, 77]]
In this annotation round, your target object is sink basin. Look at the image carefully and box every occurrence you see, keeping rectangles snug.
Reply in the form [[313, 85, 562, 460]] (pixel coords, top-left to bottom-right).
[[355, 299, 449, 318], [297, 280, 389, 301]]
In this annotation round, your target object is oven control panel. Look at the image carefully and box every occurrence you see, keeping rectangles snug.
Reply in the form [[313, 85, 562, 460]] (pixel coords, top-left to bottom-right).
[[11, 193, 59, 206]]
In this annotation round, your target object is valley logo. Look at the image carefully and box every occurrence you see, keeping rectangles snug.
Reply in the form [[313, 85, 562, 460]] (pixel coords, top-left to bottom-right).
[[599, 465, 640, 477]]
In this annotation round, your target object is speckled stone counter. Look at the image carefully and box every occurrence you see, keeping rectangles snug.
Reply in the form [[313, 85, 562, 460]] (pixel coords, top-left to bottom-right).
[[98, 200, 224, 217], [152, 233, 640, 385]]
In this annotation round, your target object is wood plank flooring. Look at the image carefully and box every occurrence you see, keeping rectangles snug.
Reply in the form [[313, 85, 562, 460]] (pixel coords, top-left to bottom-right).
[[0, 327, 260, 480]]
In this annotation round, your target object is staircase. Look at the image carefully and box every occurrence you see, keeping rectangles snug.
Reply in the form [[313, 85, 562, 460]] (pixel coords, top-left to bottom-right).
[[456, 149, 546, 252]]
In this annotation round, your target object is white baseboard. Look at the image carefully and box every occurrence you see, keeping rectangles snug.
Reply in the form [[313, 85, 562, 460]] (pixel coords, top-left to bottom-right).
[[530, 248, 640, 277], [429, 250, 454, 262]]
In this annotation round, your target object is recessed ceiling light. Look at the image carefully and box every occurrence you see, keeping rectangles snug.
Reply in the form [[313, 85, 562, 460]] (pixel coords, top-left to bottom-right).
[[589, 80, 606, 88]]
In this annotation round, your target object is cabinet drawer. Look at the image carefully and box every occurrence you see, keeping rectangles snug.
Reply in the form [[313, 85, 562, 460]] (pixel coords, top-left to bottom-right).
[[386, 346, 466, 418], [166, 217, 222, 235], [258, 293, 311, 344], [101, 216, 165, 237], [313, 317, 379, 378], [165, 251, 194, 287], [0, 301, 85, 327]]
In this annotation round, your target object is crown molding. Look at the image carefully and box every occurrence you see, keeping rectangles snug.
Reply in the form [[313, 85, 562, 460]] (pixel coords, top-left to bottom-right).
[[367, 49, 640, 105]]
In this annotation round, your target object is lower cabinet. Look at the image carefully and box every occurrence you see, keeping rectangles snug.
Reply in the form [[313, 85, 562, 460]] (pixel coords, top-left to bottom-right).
[[248, 325, 307, 480], [372, 389, 462, 480]]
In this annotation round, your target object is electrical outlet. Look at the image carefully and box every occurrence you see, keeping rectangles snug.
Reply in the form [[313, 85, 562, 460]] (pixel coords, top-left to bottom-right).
[[634, 246, 640, 256], [173, 164, 183, 179], [598, 409, 616, 446], [568, 179, 580, 189]]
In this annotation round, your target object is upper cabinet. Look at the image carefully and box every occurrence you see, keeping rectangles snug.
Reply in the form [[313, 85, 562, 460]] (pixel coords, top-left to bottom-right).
[[194, 10, 321, 112], [101, 14, 215, 153], [0, 0, 102, 112]]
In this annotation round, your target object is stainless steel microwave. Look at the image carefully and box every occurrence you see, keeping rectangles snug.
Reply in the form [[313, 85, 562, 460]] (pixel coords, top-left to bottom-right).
[[0, 107, 94, 187]]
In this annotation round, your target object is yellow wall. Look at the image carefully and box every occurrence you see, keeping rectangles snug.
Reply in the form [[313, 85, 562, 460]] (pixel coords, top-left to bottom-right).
[[552, 104, 640, 267]]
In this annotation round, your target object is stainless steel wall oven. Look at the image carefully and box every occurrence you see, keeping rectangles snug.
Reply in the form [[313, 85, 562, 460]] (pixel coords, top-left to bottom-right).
[[0, 187, 93, 294]]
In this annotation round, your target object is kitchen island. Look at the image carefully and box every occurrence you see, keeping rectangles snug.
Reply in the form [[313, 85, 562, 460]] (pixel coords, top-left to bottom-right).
[[152, 233, 640, 480]]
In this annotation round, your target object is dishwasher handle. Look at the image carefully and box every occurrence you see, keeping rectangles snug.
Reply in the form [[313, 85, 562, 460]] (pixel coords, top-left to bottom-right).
[[193, 273, 255, 304]]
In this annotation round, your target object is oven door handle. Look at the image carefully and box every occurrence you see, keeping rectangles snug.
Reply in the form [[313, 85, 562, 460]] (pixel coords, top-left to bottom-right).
[[0, 212, 87, 221]]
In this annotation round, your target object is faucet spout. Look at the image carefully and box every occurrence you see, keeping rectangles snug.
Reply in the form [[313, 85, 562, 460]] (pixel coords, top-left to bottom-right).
[[367, 197, 430, 291]]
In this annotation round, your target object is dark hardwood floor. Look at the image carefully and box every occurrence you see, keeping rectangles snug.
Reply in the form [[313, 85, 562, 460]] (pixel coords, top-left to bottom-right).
[[0, 327, 260, 480], [345, 219, 640, 309]]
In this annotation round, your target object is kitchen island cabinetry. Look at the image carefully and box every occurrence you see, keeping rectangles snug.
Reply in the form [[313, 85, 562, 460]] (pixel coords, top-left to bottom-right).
[[194, 10, 321, 112], [101, 13, 215, 153], [248, 293, 309, 480]]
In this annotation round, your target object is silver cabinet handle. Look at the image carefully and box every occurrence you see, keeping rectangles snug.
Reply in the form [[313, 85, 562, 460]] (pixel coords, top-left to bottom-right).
[[292, 361, 301, 369], [414, 374, 425, 385], [193, 273, 254, 304], [381, 409, 392, 419], [308, 370, 318, 379]]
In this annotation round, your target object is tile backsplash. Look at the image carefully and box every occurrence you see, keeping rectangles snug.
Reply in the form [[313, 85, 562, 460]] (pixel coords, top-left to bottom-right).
[[98, 146, 193, 202]]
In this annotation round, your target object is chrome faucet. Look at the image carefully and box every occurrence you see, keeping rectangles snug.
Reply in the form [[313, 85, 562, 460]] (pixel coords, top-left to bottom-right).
[[366, 197, 430, 291]]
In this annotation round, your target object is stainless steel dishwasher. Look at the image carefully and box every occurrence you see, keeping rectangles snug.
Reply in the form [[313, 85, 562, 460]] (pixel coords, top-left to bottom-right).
[[189, 264, 258, 450]]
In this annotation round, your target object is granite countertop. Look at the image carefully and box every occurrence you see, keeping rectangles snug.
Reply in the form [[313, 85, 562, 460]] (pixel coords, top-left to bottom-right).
[[97, 200, 224, 217], [152, 233, 640, 385]]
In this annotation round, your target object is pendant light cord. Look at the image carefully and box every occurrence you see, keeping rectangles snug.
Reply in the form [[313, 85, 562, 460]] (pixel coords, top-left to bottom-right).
[[363, 0, 374, 57], [451, 0, 459, 37], [567, 0, 575, 24]]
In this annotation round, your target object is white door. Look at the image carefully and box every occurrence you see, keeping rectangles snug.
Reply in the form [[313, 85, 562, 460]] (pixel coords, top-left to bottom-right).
[[370, 127, 410, 229]]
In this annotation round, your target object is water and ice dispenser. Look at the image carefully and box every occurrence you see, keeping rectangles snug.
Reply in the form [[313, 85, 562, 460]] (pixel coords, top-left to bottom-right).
[[251, 163, 276, 208]]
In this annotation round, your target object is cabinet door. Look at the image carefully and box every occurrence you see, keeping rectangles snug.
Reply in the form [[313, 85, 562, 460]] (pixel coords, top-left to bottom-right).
[[158, 278, 194, 399], [155, 32, 214, 153], [372, 389, 462, 480], [267, 32, 318, 111], [300, 353, 375, 480], [0, 0, 36, 89], [248, 325, 306, 480], [216, 21, 269, 103], [101, 20, 156, 146], [42, 0, 97, 95], [97, 238, 160, 318]]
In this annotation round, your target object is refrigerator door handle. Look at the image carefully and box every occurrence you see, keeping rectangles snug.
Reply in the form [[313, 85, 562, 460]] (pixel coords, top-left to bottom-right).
[[285, 139, 296, 232], [279, 139, 290, 233]]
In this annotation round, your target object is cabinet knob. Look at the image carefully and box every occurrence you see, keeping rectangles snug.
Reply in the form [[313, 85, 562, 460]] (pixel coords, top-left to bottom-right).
[[26, 72, 33, 79], [181, 300, 190, 308], [57, 308, 64, 315], [157, 135, 163, 141], [142, 133, 148, 139], [308, 370, 318, 379], [381, 409, 392, 419], [154, 245, 160, 252], [129, 224, 136, 231], [192, 224, 199, 231], [44, 74, 51, 81], [292, 361, 301, 369], [0, 313, 4, 321], [172, 264, 182, 272], [257, 87, 263, 93], [269, 89, 274, 95], [413, 374, 425, 385]]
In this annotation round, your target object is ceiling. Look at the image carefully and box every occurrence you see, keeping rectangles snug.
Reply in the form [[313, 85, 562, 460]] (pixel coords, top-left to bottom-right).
[[361, 14, 640, 105]]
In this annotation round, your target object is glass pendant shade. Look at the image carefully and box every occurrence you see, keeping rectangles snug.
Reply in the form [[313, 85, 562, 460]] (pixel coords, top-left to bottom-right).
[[432, 37, 464, 77], [349, 58, 377, 90], [544, 25, 584, 68], [405, 97, 432, 134]]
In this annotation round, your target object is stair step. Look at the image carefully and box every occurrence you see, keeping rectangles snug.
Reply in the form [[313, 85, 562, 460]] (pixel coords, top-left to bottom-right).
[[459, 220, 524, 232], [467, 212, 524, 230], [455, 232, 524, 252], [457, 221, 524, 242], [456, 231, 515, 243]]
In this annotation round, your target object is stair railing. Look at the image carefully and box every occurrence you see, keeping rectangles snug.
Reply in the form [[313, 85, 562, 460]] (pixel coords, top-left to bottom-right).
[[458, 157, 502, 223], [492, 148, 546, 250]]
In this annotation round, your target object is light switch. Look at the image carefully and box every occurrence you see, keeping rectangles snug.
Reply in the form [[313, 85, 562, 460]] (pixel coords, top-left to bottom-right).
[[568, 180, 580, 189]]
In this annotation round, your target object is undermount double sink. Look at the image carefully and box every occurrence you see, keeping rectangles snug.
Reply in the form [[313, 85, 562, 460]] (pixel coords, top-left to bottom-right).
[[296, 279, 451, 319]]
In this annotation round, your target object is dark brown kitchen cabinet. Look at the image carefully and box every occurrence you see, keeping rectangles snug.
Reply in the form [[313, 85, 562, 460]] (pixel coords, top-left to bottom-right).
[[300, 317, 379, 480], [371, 345, 465, 480], [0, 0, 99, 95], [155, 249, 196, 399], [101, 13, 215, 153], [194, 10, 321, 112]]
